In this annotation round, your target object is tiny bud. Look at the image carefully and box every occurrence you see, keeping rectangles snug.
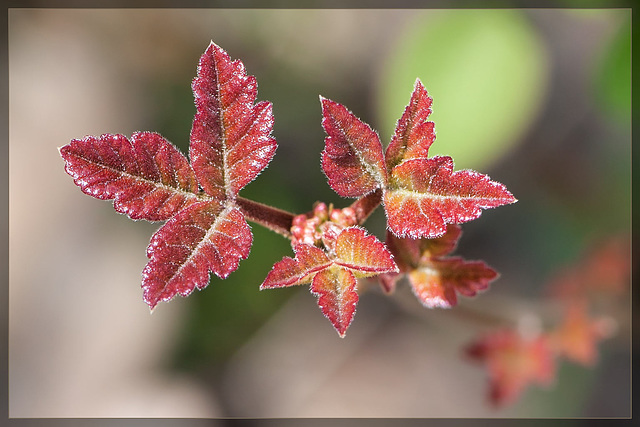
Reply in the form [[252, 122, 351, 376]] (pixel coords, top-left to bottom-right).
[[293, 214, 308, 228], [314, 202, 329, 221], [302, 230, 316, 246], [320, 221, 343, 252], [290, 225, 305, 240], [342, 207, 357, 225]]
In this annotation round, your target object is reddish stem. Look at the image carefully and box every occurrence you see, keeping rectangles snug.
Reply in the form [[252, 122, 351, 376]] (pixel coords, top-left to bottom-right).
[[349, 188, 383, 225], [235, 197, 295, 238], [236, 188, 382, 239]]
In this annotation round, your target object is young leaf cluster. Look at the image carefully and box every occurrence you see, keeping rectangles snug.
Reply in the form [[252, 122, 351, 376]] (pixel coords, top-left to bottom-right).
[[60, 41, 516, 338], [60, 42, 277, 309], [464, 235, 628, 406]]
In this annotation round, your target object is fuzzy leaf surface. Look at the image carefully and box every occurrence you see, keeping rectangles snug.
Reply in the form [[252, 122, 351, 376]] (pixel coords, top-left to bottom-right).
[[385, 224, 462, 271], [261, 227, 396, 336], [60, 132, 199, 221], [311, 267, 359, 338], [260, 244, 331, 289], [142, 200, 252, 308], [334, 227, 398, 276], [417, 223, 462, 258], [262, 227, 397, 290], [385, 79, 436, 170], [408, 257, 497, 308], [190, 41, 276, 200], [320, 97, 387, 197], [381, 227, 493, 305], [384, 156, 516, 238]]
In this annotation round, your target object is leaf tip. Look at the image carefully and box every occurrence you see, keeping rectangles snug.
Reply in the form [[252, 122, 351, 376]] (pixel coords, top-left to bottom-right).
[[259, 279, 275, 291], [145, 295, 159, 312], [319, 95, 331, 109], [206, 39, 220, 52]]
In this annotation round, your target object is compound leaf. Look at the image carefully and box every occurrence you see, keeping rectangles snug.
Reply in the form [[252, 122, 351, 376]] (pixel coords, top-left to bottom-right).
[[262, 226, 396, 336], [60, 132, 199, 221], [60, 41, 285, 309]]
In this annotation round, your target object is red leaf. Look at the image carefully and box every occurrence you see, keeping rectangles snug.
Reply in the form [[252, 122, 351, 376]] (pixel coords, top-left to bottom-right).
[[385, 224, 462, 271], [260, 244, 331, 289], [582, 236, 630, 295], [383, 231, 421, 272], [549, 301, 612, 367], [378, 272, 401, 293], [383, 228, 493, 307], [310, 267, 359, 338], [407, 269, 456, 309], [384, 156, 517, 238], [262, 227, 396, 336], [59, 132, 199, 221], [190, 41, 276, 201], [320, 97, 387, 197], [262, 228, 397, 291], [385, 79, 435, 170], [465, 330, 556, 406], [548, 234, 630, 300], [407, 257, 497, 308], [334, 227, 398, 276], [419, 224, 463, 258], [142, 200, 252, 308]]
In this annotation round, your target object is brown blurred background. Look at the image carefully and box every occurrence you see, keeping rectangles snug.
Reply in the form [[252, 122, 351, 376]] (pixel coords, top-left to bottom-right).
[[8, 8, 630, 419]]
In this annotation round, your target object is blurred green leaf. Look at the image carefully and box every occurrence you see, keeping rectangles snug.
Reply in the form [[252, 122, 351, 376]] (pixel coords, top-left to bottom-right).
[[593, 18, 630, 125], [379, 10, 548, 170]]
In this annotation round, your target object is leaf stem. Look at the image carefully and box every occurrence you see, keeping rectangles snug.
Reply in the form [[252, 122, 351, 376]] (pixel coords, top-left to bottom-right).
[[235, 196, 295, 238], [349, 188, 383, 225], [236, 188, 382, 239]]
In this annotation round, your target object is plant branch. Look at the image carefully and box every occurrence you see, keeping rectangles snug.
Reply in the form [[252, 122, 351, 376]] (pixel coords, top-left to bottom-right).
[[235, 196, 295, 238]]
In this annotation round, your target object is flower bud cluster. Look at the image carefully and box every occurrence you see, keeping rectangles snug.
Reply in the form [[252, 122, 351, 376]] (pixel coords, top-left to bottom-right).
[[290, 202, 357, 248]]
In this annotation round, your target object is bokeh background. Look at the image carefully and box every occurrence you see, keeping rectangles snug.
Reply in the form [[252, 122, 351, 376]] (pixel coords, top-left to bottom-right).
[[8, 8, 631, 419]]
